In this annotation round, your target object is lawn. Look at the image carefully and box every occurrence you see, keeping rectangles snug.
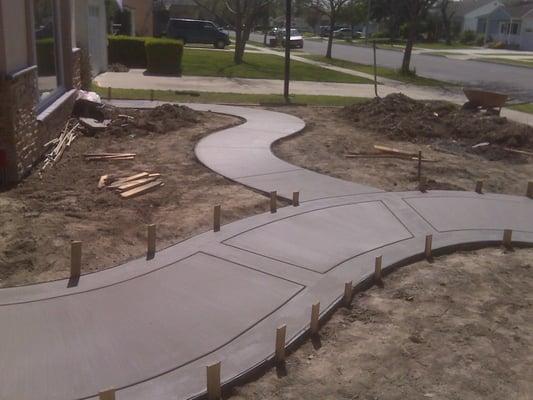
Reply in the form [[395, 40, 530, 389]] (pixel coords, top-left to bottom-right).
[[92, 84, 369, 107], [509, 103, 533, 114], [181, 49, 372, 83], [301, 54, 452, 87], [480, 58, 533, 68]]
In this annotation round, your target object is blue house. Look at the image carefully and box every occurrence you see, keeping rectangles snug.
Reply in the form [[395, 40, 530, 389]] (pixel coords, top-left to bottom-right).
[[462, 0, 533, 50]]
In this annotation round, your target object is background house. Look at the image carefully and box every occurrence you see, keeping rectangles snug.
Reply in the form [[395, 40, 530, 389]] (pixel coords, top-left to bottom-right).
[[457, 0, 533, 49], [123, 0, 154, 36], [0, 0, 107, 185]]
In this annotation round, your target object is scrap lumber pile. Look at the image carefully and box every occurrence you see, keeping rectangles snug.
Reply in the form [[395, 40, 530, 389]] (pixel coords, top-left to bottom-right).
[[41, 119, 80, 171], [99, 172, 164, 198]]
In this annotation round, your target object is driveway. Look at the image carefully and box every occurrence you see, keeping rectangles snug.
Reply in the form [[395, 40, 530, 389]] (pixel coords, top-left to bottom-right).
[[249, 33, 533, 102]]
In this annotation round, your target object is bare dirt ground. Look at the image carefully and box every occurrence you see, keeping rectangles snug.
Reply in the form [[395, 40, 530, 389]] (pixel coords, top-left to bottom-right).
[[231, 248, 533, 400], [0, 106, 269, 287], [273, 103, 533, 194]]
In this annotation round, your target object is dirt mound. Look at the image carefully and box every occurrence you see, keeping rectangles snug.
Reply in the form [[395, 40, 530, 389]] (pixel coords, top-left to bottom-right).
[[343, 94, 533, 161], [102, 104, 202, 137]]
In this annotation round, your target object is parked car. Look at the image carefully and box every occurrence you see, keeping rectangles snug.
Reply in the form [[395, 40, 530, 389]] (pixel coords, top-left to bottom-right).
[[333, 28, 349, 39], [279, 28, 304, 48], [320, 25, 342, 37], [166, 18, 230, 49]]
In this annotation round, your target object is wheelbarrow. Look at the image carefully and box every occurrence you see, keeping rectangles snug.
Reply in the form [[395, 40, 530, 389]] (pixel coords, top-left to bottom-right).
[[463, 88, 508, 115]]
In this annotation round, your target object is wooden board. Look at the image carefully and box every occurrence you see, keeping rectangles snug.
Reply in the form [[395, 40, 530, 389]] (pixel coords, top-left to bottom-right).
[[117, 177, 157, 192], [108, 172, 150, 188], [373, 145, 418, 157], [84, 153, 136, 158], [120, 180, 163, 198]]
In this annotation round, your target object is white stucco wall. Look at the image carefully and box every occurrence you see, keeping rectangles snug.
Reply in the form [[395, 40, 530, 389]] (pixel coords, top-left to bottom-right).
[[1, 0, 29, 73], [75, 0, 107, 75]]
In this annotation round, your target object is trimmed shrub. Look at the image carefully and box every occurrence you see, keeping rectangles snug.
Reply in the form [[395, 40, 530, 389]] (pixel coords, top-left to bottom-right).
[[460, 30, 476, 44], [36, 38, 56, 75], [145, 38, 183, 75], [108, 35, 147, 68]]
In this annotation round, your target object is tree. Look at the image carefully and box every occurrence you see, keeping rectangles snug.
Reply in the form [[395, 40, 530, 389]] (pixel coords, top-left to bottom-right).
[[438, 0, 456, 46], [400, 0, 437, 74], [338, 0, 366, 34], [311, 0, 352, 58], [194, 0, 275, 64]]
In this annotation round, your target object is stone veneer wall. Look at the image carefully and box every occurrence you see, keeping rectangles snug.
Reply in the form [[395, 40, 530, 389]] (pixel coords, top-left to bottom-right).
[[0, 49, 82, 185], [0, 66, 39, 183]]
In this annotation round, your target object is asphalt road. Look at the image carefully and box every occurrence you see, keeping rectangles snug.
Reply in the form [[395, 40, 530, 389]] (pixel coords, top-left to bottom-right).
[[249, 33, 533, 102]]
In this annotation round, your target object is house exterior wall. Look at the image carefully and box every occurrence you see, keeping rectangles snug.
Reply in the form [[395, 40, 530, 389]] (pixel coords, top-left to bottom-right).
[[124, 0, 153, 36], [0, 0, 82, 185], [1, 0, 30, 73], [75, 0, 107, 74], [521, 16, 533, 50], [463, 0, 503, 31]]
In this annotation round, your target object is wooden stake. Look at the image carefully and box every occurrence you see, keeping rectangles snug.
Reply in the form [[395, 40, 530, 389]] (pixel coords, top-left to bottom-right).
[[419, 176, 427, 193], [503, 229, 513, 249], [150, 89, 155, 101], [527, 181, 533, 199], [475, 180, 483, 194], [292, 191, 300, 207], [70, 241, 82, 279], [213, 205, 221, 232], [343, 281, 353, 306], [417, 151, 422, 182], [275, 324, 287, 364], [107, 86, 112, 100], [206, 362, 221, 400], [270, 191, 277, 213], [374, 255, 383, 283], [147, 224, 156, 258], [425, 234, 433, 260], [99, 388, 115, 400], [310, 302, 320, 335]]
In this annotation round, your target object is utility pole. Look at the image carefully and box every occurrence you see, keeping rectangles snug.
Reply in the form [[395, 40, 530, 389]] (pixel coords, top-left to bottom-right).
[[284, 0, 292, 101], [365, 0, 371, 44]]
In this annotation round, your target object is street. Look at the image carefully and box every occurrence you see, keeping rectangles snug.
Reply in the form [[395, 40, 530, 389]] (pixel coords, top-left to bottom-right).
[[249, 33, 533, 102]]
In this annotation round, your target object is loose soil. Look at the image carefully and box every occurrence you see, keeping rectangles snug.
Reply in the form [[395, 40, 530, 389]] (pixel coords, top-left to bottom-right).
[[273, 105, 533, 193], [343, 94, 533, 163], [231, 248, 533, 400], [0, 105, 269, 287]]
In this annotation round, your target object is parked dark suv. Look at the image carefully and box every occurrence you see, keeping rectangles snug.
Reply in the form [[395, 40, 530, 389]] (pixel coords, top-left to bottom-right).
[[166, 18, 230, 49]]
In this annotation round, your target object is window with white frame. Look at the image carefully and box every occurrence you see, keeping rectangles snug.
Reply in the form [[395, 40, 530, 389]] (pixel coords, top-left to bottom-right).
[[33, 0, 63, 104], [500, 21, 520, 35]]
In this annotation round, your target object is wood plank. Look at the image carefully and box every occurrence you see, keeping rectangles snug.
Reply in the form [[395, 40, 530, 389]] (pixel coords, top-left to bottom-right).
[[84, 153, 136, 158], [117, 177, 157, 192], [108, 173, 150, 188], [503, 147, 533, 157], [374, 145, 418, 157], [344, 153, 435, 162], [120, 180, 163, 198]]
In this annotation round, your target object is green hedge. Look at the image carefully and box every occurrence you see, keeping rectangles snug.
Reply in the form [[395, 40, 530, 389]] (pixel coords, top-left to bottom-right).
[[108, 35, 147, 67], [36, 38, 56, 76], [145, 38, 183, 75]]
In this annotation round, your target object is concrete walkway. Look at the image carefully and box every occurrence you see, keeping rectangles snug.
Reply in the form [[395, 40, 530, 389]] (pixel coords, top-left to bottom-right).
[[2, 102, 533, 400]]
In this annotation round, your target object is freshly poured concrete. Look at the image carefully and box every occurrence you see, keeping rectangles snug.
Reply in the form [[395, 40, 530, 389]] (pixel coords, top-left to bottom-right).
[[2, 101, 533, 400]]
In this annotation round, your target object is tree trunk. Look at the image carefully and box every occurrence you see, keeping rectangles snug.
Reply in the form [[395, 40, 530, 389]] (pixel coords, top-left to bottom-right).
[[401, 21, 417, 74], [326, 18, 335, 58], [234, 23, 244, 64], [441, 10, 451, 45]]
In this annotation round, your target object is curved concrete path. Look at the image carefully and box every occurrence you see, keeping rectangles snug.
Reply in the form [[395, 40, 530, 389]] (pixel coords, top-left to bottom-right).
[[2, 101, 533, 400]]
